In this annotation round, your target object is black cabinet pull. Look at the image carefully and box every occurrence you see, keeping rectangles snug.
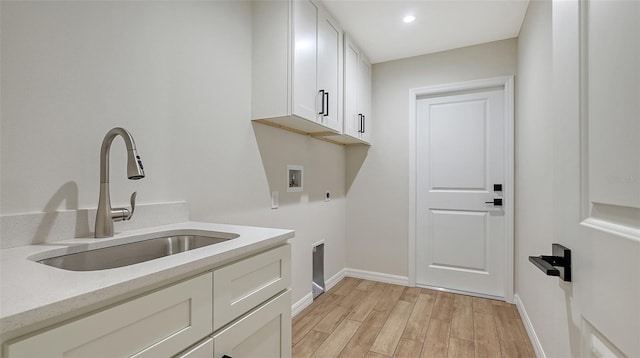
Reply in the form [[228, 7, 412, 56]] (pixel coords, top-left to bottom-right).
[[362, 115, 366, 133], [318, 90, 325, 115], [324, 91, 329, 117], [358, 114, 363, 133]]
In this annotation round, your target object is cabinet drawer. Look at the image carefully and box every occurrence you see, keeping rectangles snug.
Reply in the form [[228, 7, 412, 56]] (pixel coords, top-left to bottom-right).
[[174, 337, 214, 358], [213, 244, 291, 330], [6, 273, 213, 358], [214, 290, 292, 358]]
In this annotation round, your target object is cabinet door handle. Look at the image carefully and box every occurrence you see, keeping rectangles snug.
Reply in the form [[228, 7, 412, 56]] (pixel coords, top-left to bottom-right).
[[362, 115, 366, 133], [324, 91, 329, 117], [318, 90, 325, 115], [358, 114, 363, 133]]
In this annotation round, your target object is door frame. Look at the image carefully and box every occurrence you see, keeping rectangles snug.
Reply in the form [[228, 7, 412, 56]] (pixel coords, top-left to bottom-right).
[[408, 76, 515, 302]]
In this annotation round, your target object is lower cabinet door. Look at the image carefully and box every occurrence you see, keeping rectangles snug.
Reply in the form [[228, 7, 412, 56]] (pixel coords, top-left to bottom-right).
[[213, 290, 291, 358], [6, 273, 213, 358], [213, 244, 291, 331]]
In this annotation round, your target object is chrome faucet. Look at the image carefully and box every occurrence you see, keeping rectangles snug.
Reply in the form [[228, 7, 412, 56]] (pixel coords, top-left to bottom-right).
[[95, 127, 145, 238]]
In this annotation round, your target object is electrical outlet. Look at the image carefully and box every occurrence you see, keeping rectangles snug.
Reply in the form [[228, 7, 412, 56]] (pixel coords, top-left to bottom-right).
[[271, 191, 279, 209]]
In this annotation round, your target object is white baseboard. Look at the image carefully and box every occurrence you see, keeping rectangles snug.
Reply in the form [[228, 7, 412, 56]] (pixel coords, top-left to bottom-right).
[[291, 269, 347, 318], [344, 268, 409, 286], [514, 294, 546, 358], [291, 292, 313, 318], [325, 269, 347, 291]]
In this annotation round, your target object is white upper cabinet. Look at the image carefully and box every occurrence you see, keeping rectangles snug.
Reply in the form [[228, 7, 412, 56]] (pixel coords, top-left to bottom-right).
[[344, 39, 360, 138], [292, 0, 317, 122], [252, 0, 343, 134], [317, 14, 342, 131], [358, 48, 372, 143], [341, 35, 372, 144]]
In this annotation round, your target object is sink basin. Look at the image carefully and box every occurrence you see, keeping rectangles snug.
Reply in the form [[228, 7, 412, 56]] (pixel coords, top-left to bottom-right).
[[38, 234, 238, 271]]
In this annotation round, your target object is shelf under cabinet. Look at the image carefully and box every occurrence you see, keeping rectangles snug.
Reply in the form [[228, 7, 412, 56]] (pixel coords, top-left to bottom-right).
[[253, 117, 369, 146]]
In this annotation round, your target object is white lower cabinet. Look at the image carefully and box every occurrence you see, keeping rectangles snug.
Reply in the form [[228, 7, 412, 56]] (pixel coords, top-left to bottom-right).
[[5, 244, 292, 358], [213, 290, 291, 358], [213, 244, 291, 331], [6, 273, 213, 358], [175, 338, 214, 358]]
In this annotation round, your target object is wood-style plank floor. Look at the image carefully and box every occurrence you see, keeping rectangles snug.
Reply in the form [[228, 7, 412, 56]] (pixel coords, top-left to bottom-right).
[[292, 277, 535, 358]]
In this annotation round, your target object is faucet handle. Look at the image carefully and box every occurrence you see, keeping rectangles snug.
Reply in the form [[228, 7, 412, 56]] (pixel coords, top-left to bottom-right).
[[127, 192, 137, 220], [109, 192, 138, 222]]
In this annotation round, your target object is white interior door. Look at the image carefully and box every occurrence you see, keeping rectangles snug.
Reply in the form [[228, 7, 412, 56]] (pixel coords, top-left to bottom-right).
[[553, 0, 640, 356], [416, 88, 508, 298]]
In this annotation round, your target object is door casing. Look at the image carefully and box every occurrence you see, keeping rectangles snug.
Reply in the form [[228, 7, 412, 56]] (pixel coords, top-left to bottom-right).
[[408, 76, 515, 302]]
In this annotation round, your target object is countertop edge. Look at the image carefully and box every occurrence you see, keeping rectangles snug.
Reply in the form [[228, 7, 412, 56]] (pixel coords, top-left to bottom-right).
[[0, 222, 294, 338]]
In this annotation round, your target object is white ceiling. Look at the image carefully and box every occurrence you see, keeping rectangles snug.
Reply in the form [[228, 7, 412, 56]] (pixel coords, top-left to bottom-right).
[[321, 0, 530, 64]]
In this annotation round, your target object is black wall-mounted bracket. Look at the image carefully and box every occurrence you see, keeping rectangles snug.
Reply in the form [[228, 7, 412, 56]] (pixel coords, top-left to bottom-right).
[[529, 243, 572, 282]]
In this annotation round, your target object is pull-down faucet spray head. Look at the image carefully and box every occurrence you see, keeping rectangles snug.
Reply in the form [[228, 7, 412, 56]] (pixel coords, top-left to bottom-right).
[[127, 148, 145, 180]]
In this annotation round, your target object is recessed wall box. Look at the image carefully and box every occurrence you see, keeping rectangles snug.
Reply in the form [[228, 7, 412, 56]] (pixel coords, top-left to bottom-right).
[[287, 165, 303, 192]]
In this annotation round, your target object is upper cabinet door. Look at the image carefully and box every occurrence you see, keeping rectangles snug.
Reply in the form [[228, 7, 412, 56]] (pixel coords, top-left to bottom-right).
[[317, 14, 341, 131], [358, 54, 372, 143], [342, 34, 372, 144], [344, 38, 361, 138], [292, 0, 318, 122]]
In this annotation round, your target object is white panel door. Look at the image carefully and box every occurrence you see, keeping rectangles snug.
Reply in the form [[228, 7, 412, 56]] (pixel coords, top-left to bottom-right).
[[317, 14, 340, 131], [416, 89, 506, 298], [553, 0, 640, 356], [292, 0, 317, 122]]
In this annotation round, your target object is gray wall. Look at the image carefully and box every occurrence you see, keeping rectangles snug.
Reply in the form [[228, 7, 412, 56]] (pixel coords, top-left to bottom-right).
[[0, 1, 346, 306], [346, 39, 518, 276]]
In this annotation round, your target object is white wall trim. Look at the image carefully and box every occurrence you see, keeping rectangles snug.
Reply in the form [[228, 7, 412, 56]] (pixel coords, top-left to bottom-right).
[[408, 76, 515, 302], [292, 268, 346, 317], [325, 268, 347, 292], [514, 294, 546, 358], [344, 268, 409, 286], [292, 292, 313, 317]]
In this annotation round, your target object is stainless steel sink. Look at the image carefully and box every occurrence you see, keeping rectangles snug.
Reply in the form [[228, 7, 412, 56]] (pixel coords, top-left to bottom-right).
[[38, 234, 237, 271]]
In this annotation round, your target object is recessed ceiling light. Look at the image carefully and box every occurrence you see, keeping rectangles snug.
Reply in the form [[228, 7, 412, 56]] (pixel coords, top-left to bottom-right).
[[403, 15, 416, 23]]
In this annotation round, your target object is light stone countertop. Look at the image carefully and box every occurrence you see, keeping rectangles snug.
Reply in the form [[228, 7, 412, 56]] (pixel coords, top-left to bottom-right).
[[0, 221, 294, 336]]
